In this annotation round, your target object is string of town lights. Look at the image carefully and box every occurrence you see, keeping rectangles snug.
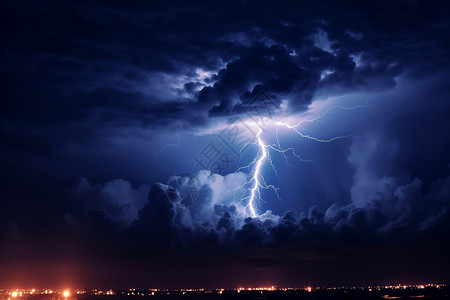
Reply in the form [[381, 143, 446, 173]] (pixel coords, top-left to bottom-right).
[[1, 284, 446, 299], [5, 289, 72, 300]]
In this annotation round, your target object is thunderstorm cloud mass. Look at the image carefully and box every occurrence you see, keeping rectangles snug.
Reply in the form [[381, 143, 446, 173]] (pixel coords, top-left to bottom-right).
[[1, 0, 450, 289]]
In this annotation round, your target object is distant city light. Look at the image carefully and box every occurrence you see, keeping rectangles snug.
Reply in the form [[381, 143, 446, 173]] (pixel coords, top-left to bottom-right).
[[0, 284, 446, 299]]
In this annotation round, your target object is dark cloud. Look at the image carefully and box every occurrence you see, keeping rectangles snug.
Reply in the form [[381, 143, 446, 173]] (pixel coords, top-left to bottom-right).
[[70, 177, 149, 231], [2, 0, 448, 146], [62, 163, 448, 249]]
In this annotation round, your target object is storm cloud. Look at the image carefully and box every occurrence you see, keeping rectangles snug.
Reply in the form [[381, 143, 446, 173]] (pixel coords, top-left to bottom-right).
[[2, 0, 448, 142], [72, 156, 448, 249], [1, 0, 450, 287]]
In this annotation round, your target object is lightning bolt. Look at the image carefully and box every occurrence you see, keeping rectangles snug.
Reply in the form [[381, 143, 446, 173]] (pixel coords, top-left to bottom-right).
[[237, 90, 381, 217], [155, 133, 181, 156], [247, 128, 267, 217], [234, 127, 280, 217]]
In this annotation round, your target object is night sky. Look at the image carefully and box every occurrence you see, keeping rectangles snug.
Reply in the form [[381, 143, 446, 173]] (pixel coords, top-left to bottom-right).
[[1, 0, 450, 289]]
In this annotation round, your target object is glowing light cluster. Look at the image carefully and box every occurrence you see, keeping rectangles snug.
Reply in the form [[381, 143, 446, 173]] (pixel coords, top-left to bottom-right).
[[237, 286, 276, 292]]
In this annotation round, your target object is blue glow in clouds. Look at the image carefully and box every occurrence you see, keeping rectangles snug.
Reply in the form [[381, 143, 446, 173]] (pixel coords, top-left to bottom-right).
[[236, 98, 373, 217]]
